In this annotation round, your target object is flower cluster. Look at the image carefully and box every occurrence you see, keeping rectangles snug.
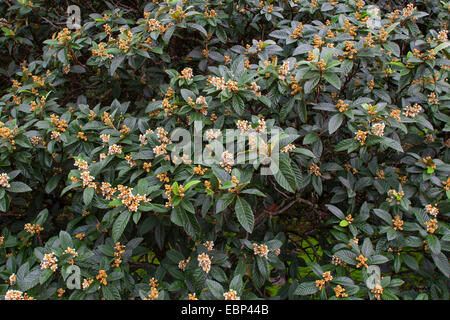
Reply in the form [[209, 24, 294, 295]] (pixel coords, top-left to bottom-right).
[[205, 129, 221, 141], [197, 253, 212, 273], [253, 243, 269, 259], [278, 60, 290, 80], [180, 67, 193, 81], [40, 252, 58, 272], [424, 219, 438, 234], [116, 184, 150, 212], [0, 173, 10, 188], [24, 223, 44, 235], [108, 144, 122, 155], [220, 151, 234, 173], [371, 122, 385, 137], [425, 205, 439, 217], [354, 130, 367, 146], [386, 189, 404, 203], [188, 293, 198, 300], [96, 269, 108, 286], [315, 271, 333, 290], [5, 290, 34, 300], [336, 100, 349, 112], [371, 284, 383, 300], [392, 216, 404, 231], [145, 278, 159, 300], [355, 254, 368, 269], [331, 255, 347, 267], [178, 257, 191, 271], [402, 104, 423, 118], [9, 273, 16, 285], [334, 285, 348, 298], [100, 182, 117, 200], [223, 289, 240, 300], [64, 247, 79, 265], [204, 241, 214, 251], [82, 278, 93, 290], [309, 163, 321, 176], [112, 242, 126, 268]]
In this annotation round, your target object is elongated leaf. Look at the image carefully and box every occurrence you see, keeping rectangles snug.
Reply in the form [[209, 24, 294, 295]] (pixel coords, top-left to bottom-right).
[[256, 256, 270, 280], [206, 279, 224, 299], [8, 181, 32, 193], [431, 252, 450, 278], [426, 234, 441, 255], [83, 187, 95, 206], [273, 155, 297, 193], [326, 204, 345, 220], [328, 113, 344, 134], [295, 281, 319, 295], [110, 55, 125, 75], [234, 196, 254, 233], [112, 210, 132, 241], [323, 72, 341, 89]]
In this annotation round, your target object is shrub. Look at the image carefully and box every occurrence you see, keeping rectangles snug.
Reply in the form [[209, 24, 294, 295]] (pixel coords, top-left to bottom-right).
[[0, 0, 449, 300]]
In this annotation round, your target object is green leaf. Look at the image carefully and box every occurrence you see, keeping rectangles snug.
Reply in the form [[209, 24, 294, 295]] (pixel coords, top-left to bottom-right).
[[180, 89, 195, 103], [36, 209, 49, 226], [232, 94, 244, 115], [431, 252, 450, 278], [273, 155, 297, 193], [57, 48, 68, 64], [306, 262, 324, 277], [187, 23, 208, 37], [112, 210, 132, 242], [184, 210, 201, 238], [166, 250, 185, 264], [328, 113, 344, 134], [401, 254, 419, 271], [234, 196, 254, 233], [361, 238, 374, 257], [369, 255, 389, 264], [279, 99, 295, 121], [110, 55, 125, 76], [334, 138, 359, 152], [295, 281, 319, 295], [19, 269, 41, 291], [339, 220, 349, 227], [39, 269, 53, 285], [373, 209, 392, 225], [304, 76, 320, 94], [136, 178, 149, 195], [83, 187, 95, 206], [59, 230, 73, 249], [381, 137, 403, 153], [8, 181, 32, 193], [206, 279, 224, 299], [335, 250, 357, 265], [102, 284, 121, 300], [184, 180, 201, 191], [171, 206, 200, 238], [256, 256, 270, 280], [323, 72, 341, 89], [108, 199, 123, 207], [383, 41, 400, 57], [426, 234, 441, 255], [326, 204, 345, 220], [292, 148, 316, 158], [240, 188, 266, 197], [45, 176, 61, 194], [230, 275, 244, 294], [433, 41, 450, 53]]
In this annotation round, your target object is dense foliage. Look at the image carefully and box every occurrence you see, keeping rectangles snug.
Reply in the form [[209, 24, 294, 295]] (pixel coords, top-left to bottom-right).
[[0, 0, 449, 301]]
